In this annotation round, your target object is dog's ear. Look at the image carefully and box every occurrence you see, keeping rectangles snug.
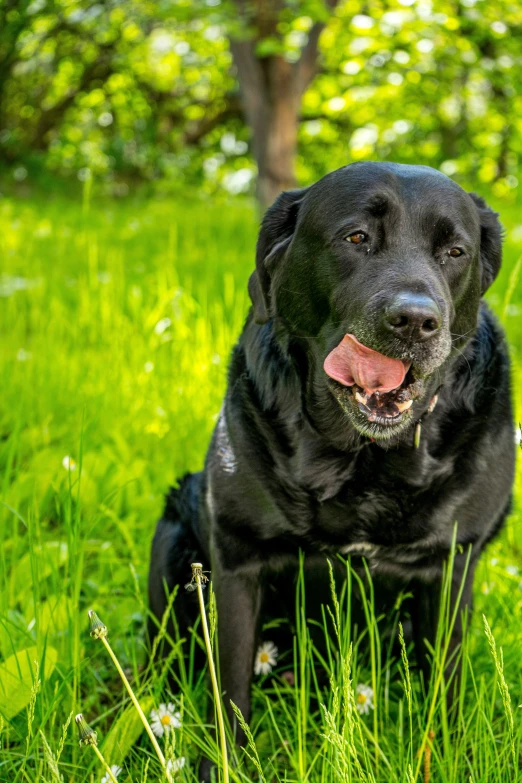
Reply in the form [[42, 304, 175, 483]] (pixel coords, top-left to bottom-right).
[[468, 192, 503, 293], [248, 188, 308, 324]]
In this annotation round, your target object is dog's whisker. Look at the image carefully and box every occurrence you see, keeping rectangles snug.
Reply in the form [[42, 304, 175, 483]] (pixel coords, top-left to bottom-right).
[[451, 344, 473, 379], [450, 327, 475, 342]]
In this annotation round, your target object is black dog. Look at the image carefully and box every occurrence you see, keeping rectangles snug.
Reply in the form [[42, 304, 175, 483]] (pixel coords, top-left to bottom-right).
[[149, 162, 515, 772]]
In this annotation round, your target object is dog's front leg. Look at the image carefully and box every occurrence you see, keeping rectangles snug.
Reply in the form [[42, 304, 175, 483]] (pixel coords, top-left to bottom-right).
[[199, 559, 262, 782], [411, 553, 477, 708], [212, 561, 263, 731]]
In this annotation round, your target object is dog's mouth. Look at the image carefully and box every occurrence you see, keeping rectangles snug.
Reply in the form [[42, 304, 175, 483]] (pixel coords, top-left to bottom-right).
[[324, 333, 425, 431], [343, 366, 423, 425]]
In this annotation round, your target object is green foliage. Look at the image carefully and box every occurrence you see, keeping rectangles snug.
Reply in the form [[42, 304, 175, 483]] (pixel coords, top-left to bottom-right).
[[0, 191, 520, 780], [0, 646, 57, 720], [1, 1, 521, 197], [299, 0, 522, 198], [0, 0, 238, 191], [101, 697, 154, 766]]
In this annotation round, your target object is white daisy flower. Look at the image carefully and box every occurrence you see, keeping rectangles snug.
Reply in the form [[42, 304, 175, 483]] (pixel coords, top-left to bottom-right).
[[167, 757, 186, 774], [355, 683, 374, 715], [150, 703, 182, 738], [154, 317, 172, 335], [254, 641, 278, 675], [101, 765, 122, 783], [62, 455, 77, 471]]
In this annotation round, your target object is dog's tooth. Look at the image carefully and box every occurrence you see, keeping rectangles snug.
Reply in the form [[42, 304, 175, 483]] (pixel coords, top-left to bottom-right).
[[355, 391, 368, 405], [396, 399, 413, 413]]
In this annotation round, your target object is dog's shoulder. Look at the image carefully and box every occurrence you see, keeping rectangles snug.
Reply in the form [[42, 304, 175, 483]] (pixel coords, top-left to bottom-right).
[[451, 301, 511, 416], [227, 316, 302, 418]]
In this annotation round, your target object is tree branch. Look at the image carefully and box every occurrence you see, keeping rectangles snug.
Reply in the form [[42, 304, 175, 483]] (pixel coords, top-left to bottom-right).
[[33, 54, 113, 148], [295, 0, 340, 96], [182, 95, 243, 145]]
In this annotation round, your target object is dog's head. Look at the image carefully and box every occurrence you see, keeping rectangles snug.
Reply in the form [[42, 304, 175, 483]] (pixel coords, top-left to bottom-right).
[[248, 162, 503, 442]]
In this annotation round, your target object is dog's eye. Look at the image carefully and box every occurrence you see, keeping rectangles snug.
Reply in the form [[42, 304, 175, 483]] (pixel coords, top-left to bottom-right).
[[346, 232, 367, 245], [448, 247, 463, 258]]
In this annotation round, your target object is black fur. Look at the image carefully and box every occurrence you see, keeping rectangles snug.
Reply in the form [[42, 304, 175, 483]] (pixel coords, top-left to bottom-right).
[[148, 163, 515, 779]]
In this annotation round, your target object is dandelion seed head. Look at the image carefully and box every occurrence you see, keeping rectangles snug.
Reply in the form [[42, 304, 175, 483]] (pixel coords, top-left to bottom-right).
[[88, 609, 108, 640], [75, 713, 98, 746]]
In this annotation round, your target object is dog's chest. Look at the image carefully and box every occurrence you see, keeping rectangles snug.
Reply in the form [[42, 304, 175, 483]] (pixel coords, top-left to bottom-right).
[[313, 487, 420, 546], [301, 445, 451, 556], [310, 489, 446, 578]]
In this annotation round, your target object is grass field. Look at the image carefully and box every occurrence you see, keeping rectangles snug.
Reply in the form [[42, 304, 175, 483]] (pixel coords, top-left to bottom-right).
[[0, 188, 521, 783]]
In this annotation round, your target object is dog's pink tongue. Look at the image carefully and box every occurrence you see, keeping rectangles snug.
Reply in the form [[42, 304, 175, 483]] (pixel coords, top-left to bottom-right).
[[324, 334, 409, 395]]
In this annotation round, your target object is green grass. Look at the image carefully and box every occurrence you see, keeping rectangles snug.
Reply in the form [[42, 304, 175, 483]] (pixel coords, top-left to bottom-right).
[[0, 189, 521, 783]]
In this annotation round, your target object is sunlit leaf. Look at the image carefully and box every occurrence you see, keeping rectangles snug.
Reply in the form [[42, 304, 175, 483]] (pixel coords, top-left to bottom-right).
[[101, 697, 155, 765], [0, 646, 58, 720]]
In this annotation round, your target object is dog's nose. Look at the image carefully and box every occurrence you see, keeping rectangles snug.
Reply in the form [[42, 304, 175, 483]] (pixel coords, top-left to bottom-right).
[[383, 293, 442, 342]]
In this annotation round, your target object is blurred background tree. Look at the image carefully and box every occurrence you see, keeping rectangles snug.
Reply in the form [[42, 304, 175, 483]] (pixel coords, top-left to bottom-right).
[[229, 0, 340, 207], [0, 0, 520, 206]]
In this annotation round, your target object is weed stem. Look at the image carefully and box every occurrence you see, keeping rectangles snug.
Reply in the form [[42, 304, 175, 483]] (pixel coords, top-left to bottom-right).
[[191, 563, 229, 783], [92, 745, 119, 783], [88, 610, 173, 783], [75, 713, 119, 783]]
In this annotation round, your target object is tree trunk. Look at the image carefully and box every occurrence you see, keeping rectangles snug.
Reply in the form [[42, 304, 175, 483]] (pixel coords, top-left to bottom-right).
[[250, 58, 299, 209], [230, 0, 338, 211]]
